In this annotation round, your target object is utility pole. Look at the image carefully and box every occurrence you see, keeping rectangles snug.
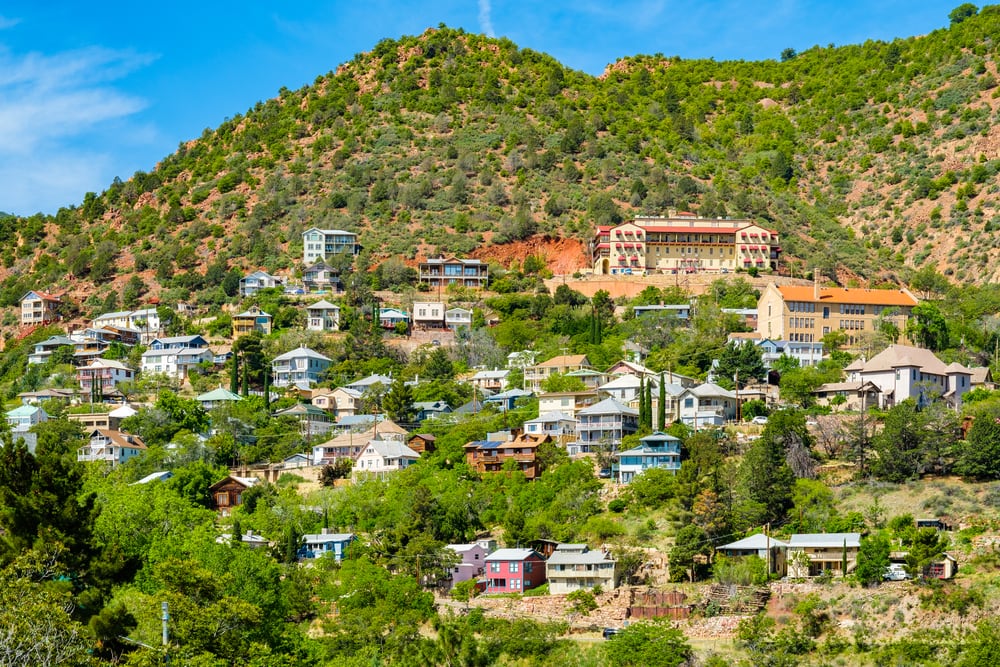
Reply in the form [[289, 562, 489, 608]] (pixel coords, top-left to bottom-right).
[[161, 601, 170, 664]]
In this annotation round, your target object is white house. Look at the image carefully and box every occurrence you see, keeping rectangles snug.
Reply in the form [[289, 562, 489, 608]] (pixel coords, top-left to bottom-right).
[[239, 270, 282, 298], [271, 347, 332, 388], [445, 307, 473, 330], [91, 310, 133, 330], [445, 543, 488, 589], [677, 383, 737, 428], [523, 410, 577, 444], [412, 301, 445, 329], [537, 390, 600, 419], [470, 368, 509, 393], [5, 405, 47, 432], [845, 344, 973, 409], [302, 261, 342, 293], [302, 228, 359, 264], [77, 429, 147, 467], [142, 346, 214, 381], [353, 440, 419, 479], [786, 533, 861, 578], [305, 299, 341, 332], [573, 398, 639, 455], [77, 359, 135, 393], [27, 335, 76, 365], [545, 544, 617, 594], [599, 374, 651, 403]]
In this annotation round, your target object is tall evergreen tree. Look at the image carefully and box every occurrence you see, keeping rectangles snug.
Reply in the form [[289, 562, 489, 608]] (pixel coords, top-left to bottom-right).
[[230, 353, 240, 394], [658, 373, 666, 429]]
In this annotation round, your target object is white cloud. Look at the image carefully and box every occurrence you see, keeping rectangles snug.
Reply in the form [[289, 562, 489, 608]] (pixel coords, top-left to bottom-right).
[[0, 16, 20, 30], [0, 45, 154, 213], [478, 0, 496, 37]]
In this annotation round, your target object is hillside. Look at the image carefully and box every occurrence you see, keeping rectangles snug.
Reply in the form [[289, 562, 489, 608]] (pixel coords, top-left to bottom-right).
[[2, 8, 1000, 317]]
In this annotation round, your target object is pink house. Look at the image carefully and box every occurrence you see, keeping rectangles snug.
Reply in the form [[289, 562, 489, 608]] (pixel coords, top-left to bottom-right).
[[484, 548, 546, 594], [445, 543, 488, 589]]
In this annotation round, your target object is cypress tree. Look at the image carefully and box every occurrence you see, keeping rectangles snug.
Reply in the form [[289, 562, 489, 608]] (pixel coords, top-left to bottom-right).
[[638, 378, 647, 426], [241, 362, 249, 397], [644, 380, 653, 429], [263, 365, 271, 408], [658, 373, 666, 430], [230, 353, 239, 394]]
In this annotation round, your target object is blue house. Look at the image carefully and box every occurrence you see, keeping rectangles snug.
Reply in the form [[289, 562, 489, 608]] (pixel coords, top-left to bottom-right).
[[298, 531, 355, 561], [614, 431, 683, 483], [483, 388, 533, 411]]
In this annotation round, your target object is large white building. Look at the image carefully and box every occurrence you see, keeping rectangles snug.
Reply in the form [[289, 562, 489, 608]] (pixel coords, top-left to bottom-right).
[[302, 228, 359, 264]]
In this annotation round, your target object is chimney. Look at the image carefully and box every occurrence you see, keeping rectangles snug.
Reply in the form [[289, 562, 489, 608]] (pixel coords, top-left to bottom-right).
[[814, 273, 821, 301]]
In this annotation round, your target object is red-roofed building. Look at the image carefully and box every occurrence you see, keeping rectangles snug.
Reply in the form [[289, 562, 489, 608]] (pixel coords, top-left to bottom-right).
[[756, 282, 919, 348], [591, 214, 780, 275], [20, 290, 62, 326]]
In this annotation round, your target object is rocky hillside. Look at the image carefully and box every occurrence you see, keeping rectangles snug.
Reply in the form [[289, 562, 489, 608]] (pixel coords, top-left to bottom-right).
[[2, 8, 1000, 317]]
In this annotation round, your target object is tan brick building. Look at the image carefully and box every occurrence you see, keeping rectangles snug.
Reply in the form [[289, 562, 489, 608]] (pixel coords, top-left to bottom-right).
[[756, 283, 918, 347]]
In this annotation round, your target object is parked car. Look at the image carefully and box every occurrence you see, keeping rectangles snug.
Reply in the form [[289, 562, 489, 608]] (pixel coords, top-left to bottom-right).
[[884, 564, 909, 581], [602, 628, 622, 640], [751, 415, 769, 425], [598, 468, 612, 479]]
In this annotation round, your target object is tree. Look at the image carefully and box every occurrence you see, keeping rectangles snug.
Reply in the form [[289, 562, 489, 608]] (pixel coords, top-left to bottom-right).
[[949, 3, 978, 24], [603, 618, 693, 667], [737, 421, 796, 526], [904, 528, 949, 578], [957, 402, 1000, 480], [906, 302, 949, 351], [872, 399, 928, 482], [780, 47, 797, 61], [669, 523, 710, 582], [423, 346, 454, 380], [715, 340, 766, 389], [958, 619, 1000, 667], [854, 532, 891, 586], [383, 377, 415, 423]]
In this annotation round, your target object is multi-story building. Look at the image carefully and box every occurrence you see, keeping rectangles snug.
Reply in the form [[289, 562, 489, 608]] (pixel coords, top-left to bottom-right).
[[843, 343, 973, 409], [271, 346, 332, 388], [574, 398, 639, 454], [483, 548, 546, 594], [302, 228, 359, 264], [141, 336, 214, 381], [77, 429, 146, 467], [305, 300, 340, 332], [546, 544, 617, 594], [463, 431, 548, 479], [77, 359, 135, 394], [756, 283, 918, 347], [418, 256, 489, 289], [412, 301, 446, 329], [239, 270, 282, 297], [524, 354, 592, 393], [615, 432, 683, 483], [232, 306, 272, 337], [592, 213, 780, 275], [20, 290, 62, 326]]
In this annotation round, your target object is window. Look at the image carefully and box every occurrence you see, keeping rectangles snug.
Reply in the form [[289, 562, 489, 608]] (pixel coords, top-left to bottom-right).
[[490, 562, 500, 573], [525, 562, 533, 573]]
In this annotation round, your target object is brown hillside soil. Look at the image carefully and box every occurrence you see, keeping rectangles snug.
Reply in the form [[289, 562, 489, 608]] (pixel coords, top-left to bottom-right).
[[470, 235, 588, 274]]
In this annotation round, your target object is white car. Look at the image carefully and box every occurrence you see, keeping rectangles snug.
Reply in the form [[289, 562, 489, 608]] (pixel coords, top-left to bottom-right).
[[751, 416, 768, 425], [884, 564, 909, 581]]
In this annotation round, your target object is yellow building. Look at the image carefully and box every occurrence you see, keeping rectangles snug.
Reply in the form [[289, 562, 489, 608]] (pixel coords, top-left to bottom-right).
[[756, 283, 918, 347], [232, 306, 273, 337], [592, 213, 780, 275]]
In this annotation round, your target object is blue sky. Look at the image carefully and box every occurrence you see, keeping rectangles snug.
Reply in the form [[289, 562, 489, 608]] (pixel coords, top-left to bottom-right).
[[0, 1, 963, 215]]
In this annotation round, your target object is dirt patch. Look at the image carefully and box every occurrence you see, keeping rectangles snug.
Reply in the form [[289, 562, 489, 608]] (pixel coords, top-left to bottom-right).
[[470, 235, 589, 274]]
